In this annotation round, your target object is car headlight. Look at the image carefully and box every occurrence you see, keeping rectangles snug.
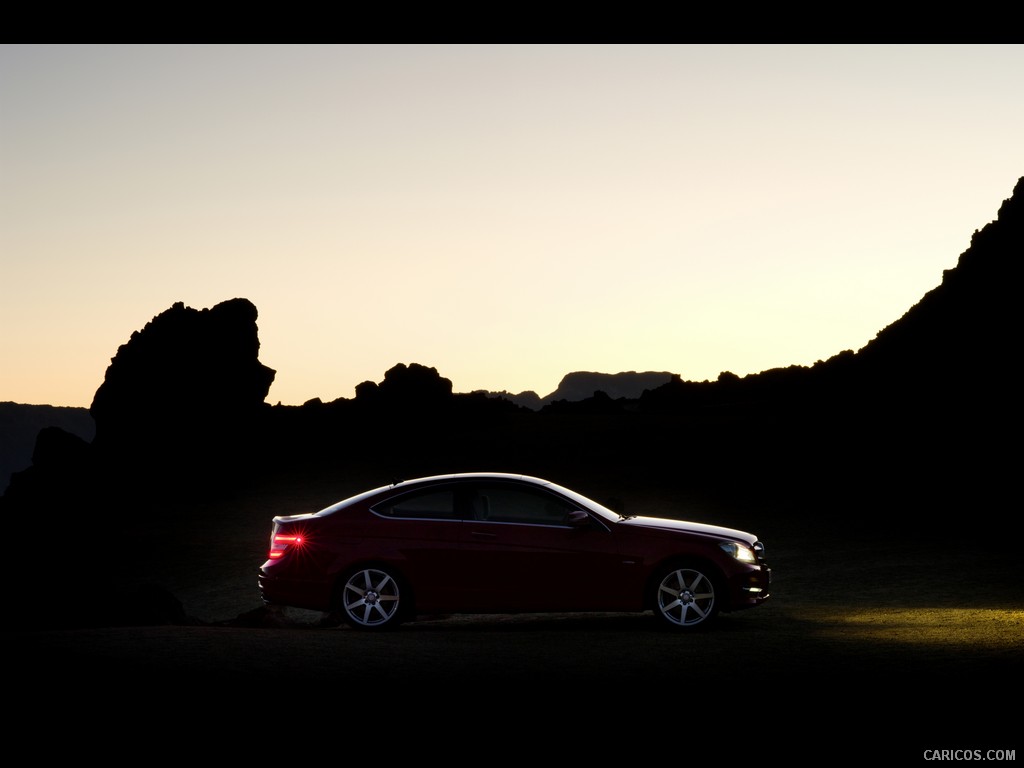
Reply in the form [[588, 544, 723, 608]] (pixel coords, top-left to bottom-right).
[[719, 541, 756, 563]]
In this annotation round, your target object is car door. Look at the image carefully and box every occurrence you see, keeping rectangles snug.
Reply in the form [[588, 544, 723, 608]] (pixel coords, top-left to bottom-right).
[[367, 485, 467, 612], [458, 481, 635, 612]]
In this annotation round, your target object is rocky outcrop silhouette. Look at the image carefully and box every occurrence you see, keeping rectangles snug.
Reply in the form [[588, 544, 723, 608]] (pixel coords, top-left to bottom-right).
[[89, 298, 276, 484], [1, 298, 280, 628], [854, 175, 1020, 398], [261, 362, 524, 477], [355, 363, 453, 410]]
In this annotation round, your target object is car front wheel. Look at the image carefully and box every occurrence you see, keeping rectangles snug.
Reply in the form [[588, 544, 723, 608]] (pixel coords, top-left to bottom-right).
[[654, 565, 720, 629], [340, 567, 404, 630]]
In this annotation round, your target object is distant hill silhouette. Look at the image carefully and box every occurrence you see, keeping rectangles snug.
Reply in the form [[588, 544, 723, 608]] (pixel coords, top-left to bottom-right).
[[2, 174, 1020, 628], [486, 371, 675, 409], [0, 402, 94, 492]]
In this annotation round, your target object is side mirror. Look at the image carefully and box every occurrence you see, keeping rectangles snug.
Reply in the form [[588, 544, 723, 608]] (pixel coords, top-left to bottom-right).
[[568, 510, 590, 527]]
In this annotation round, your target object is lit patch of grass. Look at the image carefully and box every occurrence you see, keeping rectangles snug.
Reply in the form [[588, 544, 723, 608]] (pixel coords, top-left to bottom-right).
[[811, 608, 1024, 647]]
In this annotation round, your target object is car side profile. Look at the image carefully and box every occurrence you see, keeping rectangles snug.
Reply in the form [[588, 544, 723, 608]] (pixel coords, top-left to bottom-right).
[[258, 473, 771, 630]]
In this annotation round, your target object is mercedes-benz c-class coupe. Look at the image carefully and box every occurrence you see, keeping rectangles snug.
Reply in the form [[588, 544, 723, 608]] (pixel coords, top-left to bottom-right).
[[258, 473, 771, 630]]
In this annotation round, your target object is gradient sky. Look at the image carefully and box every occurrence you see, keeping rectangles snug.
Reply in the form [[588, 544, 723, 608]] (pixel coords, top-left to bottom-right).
[[3, 44, 1023, 408]]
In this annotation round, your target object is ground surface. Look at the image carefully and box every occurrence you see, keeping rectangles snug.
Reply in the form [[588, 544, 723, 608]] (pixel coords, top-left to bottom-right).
[[6, 471, 1020, 760]]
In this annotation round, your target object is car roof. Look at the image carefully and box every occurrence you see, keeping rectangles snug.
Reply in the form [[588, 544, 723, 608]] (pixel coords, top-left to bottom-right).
[[312, 473, 560, 517], [389, 472, 552, 488]]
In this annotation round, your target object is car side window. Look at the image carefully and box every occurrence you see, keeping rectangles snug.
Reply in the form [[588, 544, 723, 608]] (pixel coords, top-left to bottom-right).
[[373, 489, 456, 520], [471, 486, 574, 526]]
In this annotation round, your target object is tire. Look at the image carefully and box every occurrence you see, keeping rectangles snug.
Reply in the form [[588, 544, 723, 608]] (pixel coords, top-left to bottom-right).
[[339, 566, 404, 630], [653, 564, 721, 630]]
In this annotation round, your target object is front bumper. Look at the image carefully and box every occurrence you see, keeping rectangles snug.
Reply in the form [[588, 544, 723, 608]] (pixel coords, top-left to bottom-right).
[[726, 564, 771, 611]]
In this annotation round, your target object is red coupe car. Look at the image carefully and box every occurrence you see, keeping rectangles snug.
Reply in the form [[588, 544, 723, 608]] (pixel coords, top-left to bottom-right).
[[258, 473, 771, 630]]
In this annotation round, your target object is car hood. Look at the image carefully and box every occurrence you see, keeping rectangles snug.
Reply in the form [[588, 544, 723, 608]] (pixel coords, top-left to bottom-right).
[[619, 516, 758, 545]]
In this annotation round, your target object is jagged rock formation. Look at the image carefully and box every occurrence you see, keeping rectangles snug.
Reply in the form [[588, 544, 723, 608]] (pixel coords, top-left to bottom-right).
[[1, 298, 281, 628], [355, 362, 454, 409], [855, 175, 1021, 396], [90, 298, 276, 481]]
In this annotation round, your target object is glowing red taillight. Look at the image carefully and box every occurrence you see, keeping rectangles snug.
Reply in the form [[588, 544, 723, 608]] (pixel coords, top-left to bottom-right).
[[268, 533, 304, 559]]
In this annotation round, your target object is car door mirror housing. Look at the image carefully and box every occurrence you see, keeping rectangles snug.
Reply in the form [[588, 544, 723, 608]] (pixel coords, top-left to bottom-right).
[[568, 509, 590, 527]]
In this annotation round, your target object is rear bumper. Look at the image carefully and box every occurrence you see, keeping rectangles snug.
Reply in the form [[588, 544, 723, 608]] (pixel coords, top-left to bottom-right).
[[257, 568, 334, 612]]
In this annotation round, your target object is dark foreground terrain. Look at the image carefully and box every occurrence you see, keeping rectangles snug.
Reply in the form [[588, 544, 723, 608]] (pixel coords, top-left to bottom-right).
[[5, 468, 1019, 761]]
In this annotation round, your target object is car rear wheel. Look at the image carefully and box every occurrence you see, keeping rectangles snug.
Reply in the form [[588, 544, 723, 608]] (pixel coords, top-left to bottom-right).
[[654, 565, 720, 629], [340, 567, 403, 630]]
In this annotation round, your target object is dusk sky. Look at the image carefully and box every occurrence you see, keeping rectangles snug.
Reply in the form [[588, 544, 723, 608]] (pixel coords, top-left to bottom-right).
[[3, 44, 1022, 408]]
